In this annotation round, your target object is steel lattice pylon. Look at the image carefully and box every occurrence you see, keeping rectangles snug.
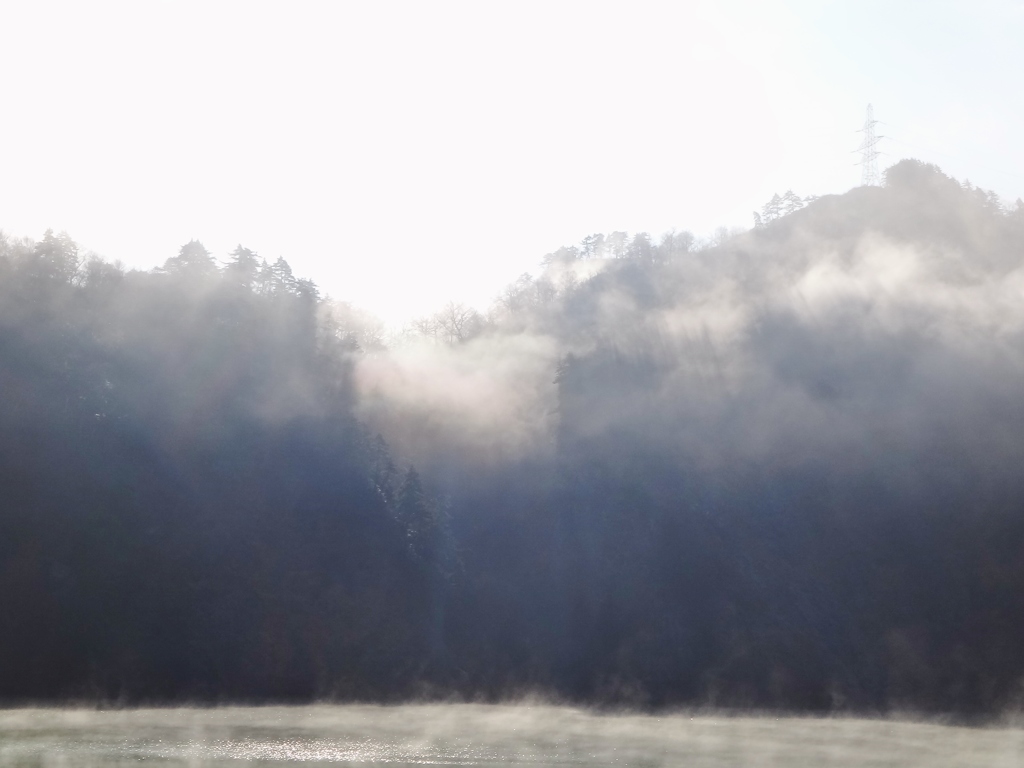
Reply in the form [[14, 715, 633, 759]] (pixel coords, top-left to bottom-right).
[[856, 104, 882, 186]]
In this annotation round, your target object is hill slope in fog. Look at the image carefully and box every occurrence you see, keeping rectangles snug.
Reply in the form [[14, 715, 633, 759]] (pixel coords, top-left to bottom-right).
[[3, 160, 1024, 715]]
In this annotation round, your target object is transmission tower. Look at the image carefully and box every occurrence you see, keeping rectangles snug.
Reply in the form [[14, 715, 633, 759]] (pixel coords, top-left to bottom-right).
[[856, 104, 882, 186]]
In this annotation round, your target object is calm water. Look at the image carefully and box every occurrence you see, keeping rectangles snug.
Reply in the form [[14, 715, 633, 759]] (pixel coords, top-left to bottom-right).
[[0, 704, 1021, 767]]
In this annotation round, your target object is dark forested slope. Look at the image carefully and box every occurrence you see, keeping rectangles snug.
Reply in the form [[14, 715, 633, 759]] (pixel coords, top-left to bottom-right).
[[379, 160, 1024, 713], [3, 160, 1024, 714], [0, 240, 434, 700]]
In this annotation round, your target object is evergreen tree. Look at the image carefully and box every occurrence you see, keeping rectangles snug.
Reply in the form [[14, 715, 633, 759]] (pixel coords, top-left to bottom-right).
[[30, 229, 79, 282], [225, 245, 260, 289], [163, 239, 216, 277]]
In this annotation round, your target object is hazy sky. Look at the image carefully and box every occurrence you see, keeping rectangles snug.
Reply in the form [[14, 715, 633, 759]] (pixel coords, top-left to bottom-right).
[[2, 0, 1023, 323]]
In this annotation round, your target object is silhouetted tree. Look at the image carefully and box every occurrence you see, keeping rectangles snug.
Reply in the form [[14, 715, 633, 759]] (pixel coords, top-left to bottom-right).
[[395, 467, 439, 562], [30, 229, 79, 282], [580, 233, 605, 259], [225, 245, 260, 289], [625, 232, 654, 261], [163, 239, 216, 277]]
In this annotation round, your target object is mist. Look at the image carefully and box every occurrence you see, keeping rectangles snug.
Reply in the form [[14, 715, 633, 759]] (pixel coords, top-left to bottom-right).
[[4, 704, 1022, 767], [358, 161, 1024, 481], [3, 160, 1024, 719], [347, 160, 1024, 713]]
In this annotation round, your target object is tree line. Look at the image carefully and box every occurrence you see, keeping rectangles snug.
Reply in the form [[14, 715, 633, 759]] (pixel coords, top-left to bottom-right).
[[3, 159, 1024, 717], [0, 232, 449, 700]]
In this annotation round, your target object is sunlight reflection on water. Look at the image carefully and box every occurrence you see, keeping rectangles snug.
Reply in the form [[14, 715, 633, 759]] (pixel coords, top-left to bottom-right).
[[160, 737, 507, 764], [1, 703, 1023, 767]]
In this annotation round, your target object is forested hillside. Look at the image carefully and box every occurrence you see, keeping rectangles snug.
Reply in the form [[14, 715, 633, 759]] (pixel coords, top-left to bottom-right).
[[0, 239, 438, 700], [4, 160, 1024, 715]]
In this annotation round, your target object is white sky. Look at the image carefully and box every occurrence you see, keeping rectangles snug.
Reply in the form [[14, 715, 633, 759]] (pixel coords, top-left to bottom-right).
[[2, 0, 1023, 324]]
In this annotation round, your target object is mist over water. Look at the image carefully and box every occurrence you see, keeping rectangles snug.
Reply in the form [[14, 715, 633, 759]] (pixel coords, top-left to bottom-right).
[[2, 704, 1023, 767]]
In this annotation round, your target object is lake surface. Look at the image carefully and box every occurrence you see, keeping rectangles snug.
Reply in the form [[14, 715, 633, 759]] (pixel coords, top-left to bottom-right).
[[0, 704, 1021, 767]]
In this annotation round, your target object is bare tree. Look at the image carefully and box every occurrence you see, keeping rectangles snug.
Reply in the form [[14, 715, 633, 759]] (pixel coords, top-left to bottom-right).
[[435, 301, 483, 344]]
